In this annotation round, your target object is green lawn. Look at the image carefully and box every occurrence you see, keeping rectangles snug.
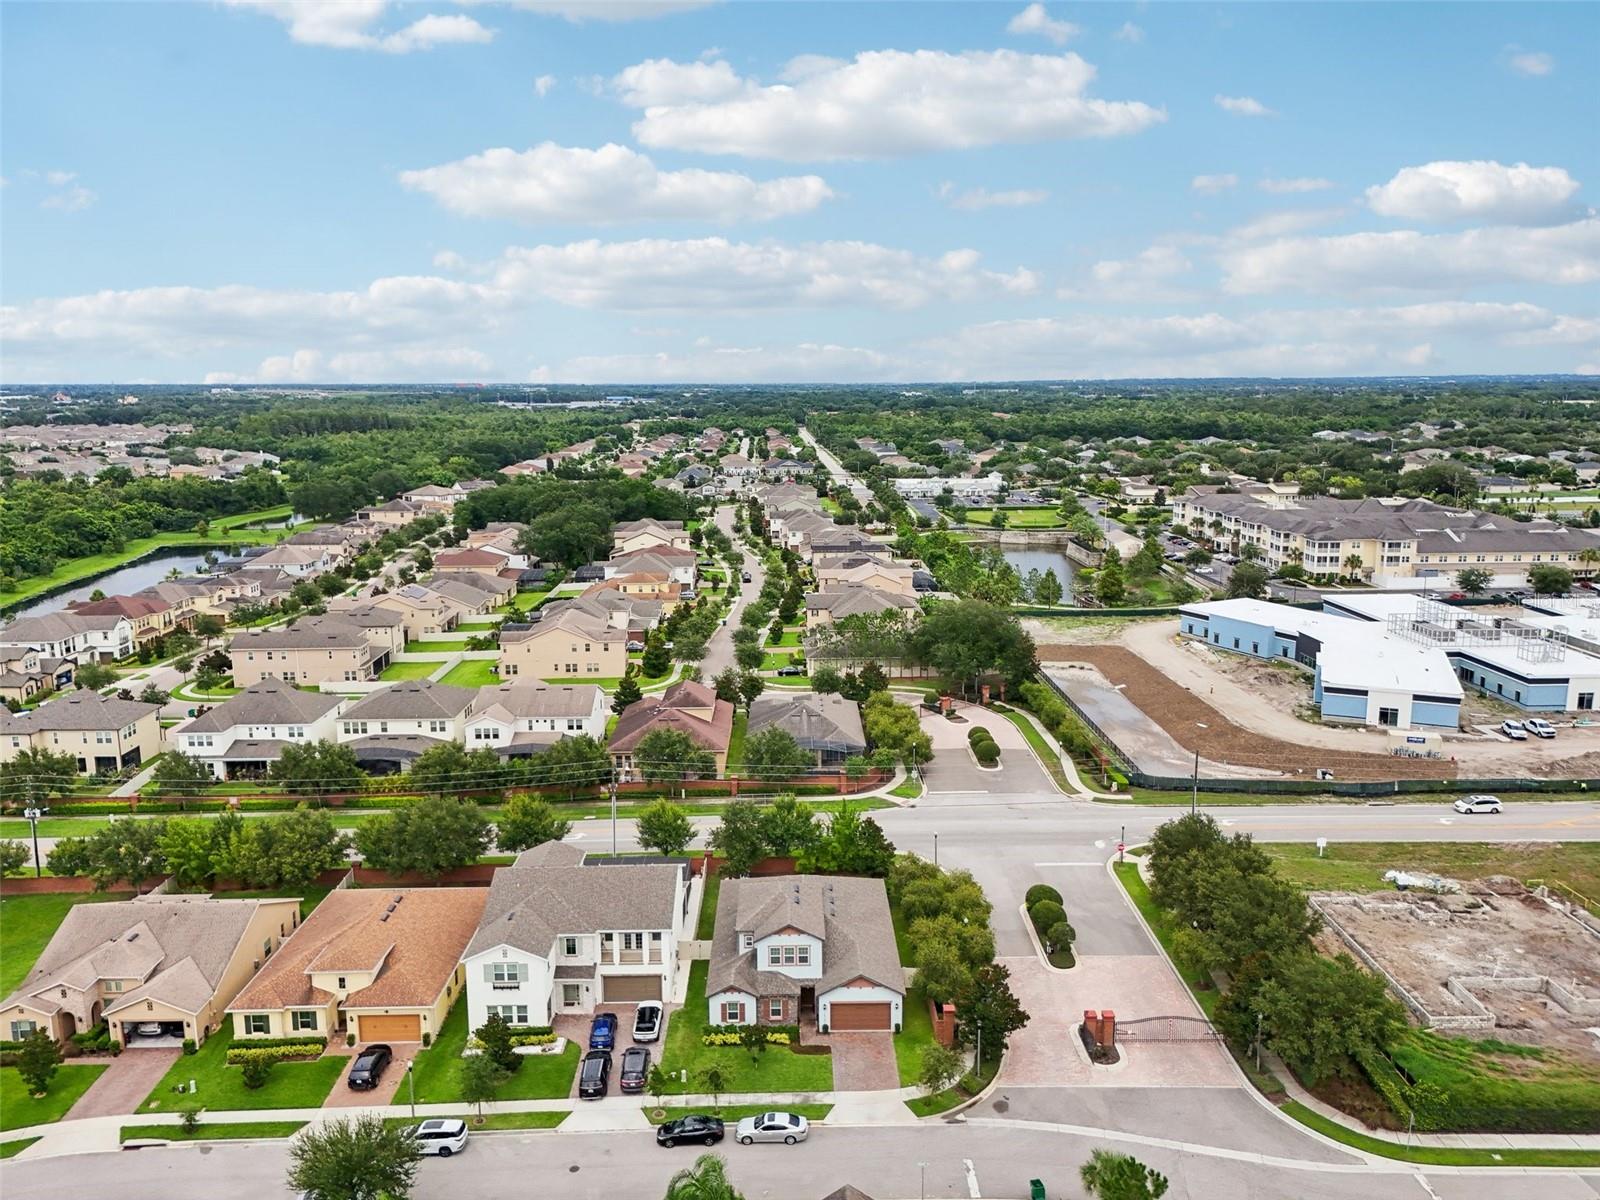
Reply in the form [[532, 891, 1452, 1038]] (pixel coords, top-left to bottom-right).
[[457, 619, 504, 632], [647, 1103, 832, 1125], [760, 651, 801, 671], [403, 641, 465, 653], [1279, 1101, 1600, 1167], [505, 590, 552, 613], [384, 1111, 569, 1131], [767, 628, 803, 648], [540, 676, 625, 687], [889, 776, 923, 800], [696, 872, 721, 940], [0, 507, 306, 609], [894, 985, 938, 1087], [440, 660, 501, 687], [379, 660, 442, 681], [657, 962, 833, 1095], [727, 712, 748, 769], [137, 1028, 344, 1114], [0, 1136, 41, 1158], [408, 1001, 580, 1103], [1, 1064, 108, 1130], [1263, 841, 1600, 902], [0, 893, 130, 996], [905, 1055, 997, 1117], [962, 507, 1065, 529], [120, 1121, 306, 1143]]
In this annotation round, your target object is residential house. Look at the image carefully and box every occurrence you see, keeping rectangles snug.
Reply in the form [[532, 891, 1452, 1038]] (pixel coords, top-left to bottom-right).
[[1118, 477, 1162, 504], [608, 680, 734, 780], [499, 608, 628, 681], [335, 680, 477, 772], [228, 888, 486, 1045], [0, 894, 302, 1048], [356, 585, 458, 641], [356, 499, 423, 527], [1575, 460, 1600, 484], [228, 616, 390, 687], [747, 693, 867, 768], [804, 586, 922, 627], [611, 519, 692, 556], [605, 546, 698, 585], [0, 646, 74, 704], [812, 555, 916, 596], [235, 543, 337, 578], [401, 483, 470, 512], [0, 692, 162, 773], [0, 610, 135, 663], [539, 591, 662, 643], [171, 679, 344, 779], [584, 573, 680, 607], [67, 594, 177, 644], [433, 547, 519, 575], [464, 683, 608, 757], [462, 841, 690, 1023], [427, 570, 516, 608], [708, 875, 904, 1031]]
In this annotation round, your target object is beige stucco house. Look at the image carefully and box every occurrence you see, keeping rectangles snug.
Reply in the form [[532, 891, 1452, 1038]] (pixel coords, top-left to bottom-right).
[[0, 692, 163, 774], [498, 608, 628, 681]]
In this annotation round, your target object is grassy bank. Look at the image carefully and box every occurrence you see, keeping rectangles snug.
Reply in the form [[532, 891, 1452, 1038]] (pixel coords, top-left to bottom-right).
[[1262, 841, 1600, 901], [1280, 1102, 1600, 1167]]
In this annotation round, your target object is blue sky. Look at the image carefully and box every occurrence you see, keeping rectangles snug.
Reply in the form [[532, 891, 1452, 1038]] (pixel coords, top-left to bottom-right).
[[2, 0, 1596, 383]]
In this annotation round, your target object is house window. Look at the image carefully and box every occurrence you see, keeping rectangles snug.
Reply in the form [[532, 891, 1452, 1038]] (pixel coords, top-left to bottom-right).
[[9, 1020, 37, 1040], [768, 946, 782, 966], [490, 962, 524, 986], [796, 946, 810, 966], [720, 1001, 744, 1024], [336, 976, 347, 990], [622, 933, 643, 951], [1378, 707, 1400, 727], [490, 1005, 529, 1024], [291, 1010, 319, 1032], [104, 980, 124, 993], [562, 984, 582, 1007], [563, 937, 579, 956], [768, 999, 784, 1021], [244, 1014, 270, 1035]]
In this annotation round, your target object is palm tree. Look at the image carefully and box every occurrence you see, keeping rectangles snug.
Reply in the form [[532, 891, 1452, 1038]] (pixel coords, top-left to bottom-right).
[[663, 1153, 744, 1200], [1343, 553, 1365, 580], [1578, 547, 1600, 578]]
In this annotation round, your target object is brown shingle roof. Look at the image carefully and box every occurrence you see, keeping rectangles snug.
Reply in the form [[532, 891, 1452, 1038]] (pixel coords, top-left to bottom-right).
[[229, 889, 485, 1012]]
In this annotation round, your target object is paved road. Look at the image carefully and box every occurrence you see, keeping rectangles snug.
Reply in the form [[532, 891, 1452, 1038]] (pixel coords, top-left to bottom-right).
[[9, 1124, 1596, 1200], [701, 504, 763, 679], [798, 425, 873, 506]]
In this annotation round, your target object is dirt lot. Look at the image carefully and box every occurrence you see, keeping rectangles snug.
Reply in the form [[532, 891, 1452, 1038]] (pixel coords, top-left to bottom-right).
[[1313, 880, 1600, 1057]]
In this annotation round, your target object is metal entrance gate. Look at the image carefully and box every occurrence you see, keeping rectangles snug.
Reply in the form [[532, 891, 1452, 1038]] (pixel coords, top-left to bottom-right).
[[1116, 1016, 1224, 1043]]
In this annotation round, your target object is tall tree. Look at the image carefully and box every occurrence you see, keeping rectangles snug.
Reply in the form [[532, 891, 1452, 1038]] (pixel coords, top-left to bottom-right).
[[635, 728, 716, 794], [357, 796, 491, 877], [286, 1114, 422, 1200], [495, 793, 571, 853], [758, 794, 820, 858], [635, 799, 695, 856], [954, 962, 1030, 1067], [708, 799, 768, 878], [147, 751, 214, 811], [740, 728, 812, 780], [0, 747, 82, 807], [46, 819, 167, 892], [267, 739, 364, 804]]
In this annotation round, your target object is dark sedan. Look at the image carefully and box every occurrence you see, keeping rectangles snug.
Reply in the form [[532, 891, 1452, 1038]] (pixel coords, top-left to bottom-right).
[[656, 1114, 725, 1148], [578, 1049, 612, 1099], [619, 1046, 651, 1093], [346, 1043, 393, 1090]]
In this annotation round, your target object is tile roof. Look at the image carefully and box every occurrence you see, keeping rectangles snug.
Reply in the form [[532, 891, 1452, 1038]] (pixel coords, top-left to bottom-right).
[[341, 679, 476, 721], [229, 888, 486, 1012], [748, 692, 867, 754], [608, 680, 733, 754], [183, 678, 343, 733], [466, 860, 683, 959]]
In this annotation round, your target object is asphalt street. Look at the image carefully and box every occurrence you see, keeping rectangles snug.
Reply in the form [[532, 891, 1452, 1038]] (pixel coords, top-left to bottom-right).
[[701, 503, 765, 679], [8, 1125, 1597, 1200]]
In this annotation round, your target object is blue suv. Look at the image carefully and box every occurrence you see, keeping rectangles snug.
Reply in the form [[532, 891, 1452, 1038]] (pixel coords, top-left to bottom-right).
[[588, 1012, 619, 1051]]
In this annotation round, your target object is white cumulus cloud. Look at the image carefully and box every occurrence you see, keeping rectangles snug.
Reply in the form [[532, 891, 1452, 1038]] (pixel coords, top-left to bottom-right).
[[939, 183, 1049, 211], [224, 1, 493, 53], [1364, 160, 1582, 225], [615, 48, 1164, 159], [1219, 218, 1600, 294], [1259, 176, 1334, 194], [1214, 94, 1274, 117], [399, 142, 833, 224], [1112, 22, 1144, 43], [534, 74, 557, 96], [490, 1, 713, 21], [1191, 173, 1238, 195], [1006, 3, 1079, 46]]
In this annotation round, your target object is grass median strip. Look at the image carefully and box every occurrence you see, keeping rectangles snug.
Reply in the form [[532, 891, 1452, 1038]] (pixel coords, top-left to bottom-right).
[[0, 1137, 41, 1158], [119, 1121, 307, 1143], [1279, 1102, 1600, 1167], [380, 1112, 569, 1132]]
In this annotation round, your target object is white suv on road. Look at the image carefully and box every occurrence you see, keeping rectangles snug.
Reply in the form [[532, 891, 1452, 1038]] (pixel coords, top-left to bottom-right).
[[408, 1119, 468, 1157], [1453, 795, 1503, 815]]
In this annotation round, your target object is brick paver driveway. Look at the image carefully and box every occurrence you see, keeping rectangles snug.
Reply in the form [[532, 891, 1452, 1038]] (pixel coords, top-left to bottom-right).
[[825, 1032, 899, 1092], [67, 1048, 181, 1118], [322, 1043, 420, 1108]]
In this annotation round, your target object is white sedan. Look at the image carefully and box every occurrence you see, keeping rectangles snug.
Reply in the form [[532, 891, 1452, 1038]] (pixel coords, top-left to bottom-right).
[[736, 1111, 809, 1146], [1453, 795, 1503, 815]]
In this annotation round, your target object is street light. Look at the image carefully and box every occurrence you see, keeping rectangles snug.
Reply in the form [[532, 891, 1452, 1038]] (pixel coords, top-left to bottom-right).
[[23, 806, 48, 878], [610, 781, 619, 857], [407, 1059, 416, 1120], [1190, 723, 1209, 816], [918, 1160, 929, 1200], [932, 831, 939, 867]]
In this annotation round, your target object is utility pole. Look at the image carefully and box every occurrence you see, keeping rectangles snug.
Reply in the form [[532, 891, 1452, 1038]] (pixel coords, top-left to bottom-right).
[[933, 831, 939, 868], [1190, 746, 1200, 816], [24, 806, 47, 878], [610, 780, 619, 856]]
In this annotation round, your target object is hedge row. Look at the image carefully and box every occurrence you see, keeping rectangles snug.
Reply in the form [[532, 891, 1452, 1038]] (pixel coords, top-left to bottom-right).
[[227, 1035, 329, 1051], [511, 1033, 557, 1047], [225, 1043, 325, 1066], [967, 726, 1001, 766], [703, 1030, 792, 1046], [703, 1022, 801, 1041]]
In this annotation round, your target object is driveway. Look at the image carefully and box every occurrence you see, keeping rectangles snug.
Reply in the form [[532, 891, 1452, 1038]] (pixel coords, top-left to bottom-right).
[[66, 1047, 180, 1118], [556, 1004, 656, 1100], [919, 703, 1055, 797], [321, 1042, 420, 1108], [824, 1031, 899, 1092]]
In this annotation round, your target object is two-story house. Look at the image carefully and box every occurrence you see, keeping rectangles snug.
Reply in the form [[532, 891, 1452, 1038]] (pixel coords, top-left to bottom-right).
[[229, 888, 486, 1045], [464, 683, 608, 756], [228, 616, 390, 687], [0, 894, 301, 1048], [608, 680, 733, 780], [499, 608, 628, 681], [708, 875, 904, 1032], [170, 679, 344, 779], [462, 842, 690, 1025], [0, 611, 135, 663], [611, 519, 693, 556], [0, 692, 163, 774], [335, 679, 475, 773]]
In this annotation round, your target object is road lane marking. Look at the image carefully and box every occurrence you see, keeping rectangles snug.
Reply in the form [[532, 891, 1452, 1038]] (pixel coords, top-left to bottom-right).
[[964, 1158, 981, 1198], [1035, 862, 1106, 867], [1413, 1174, 1441, 1199]]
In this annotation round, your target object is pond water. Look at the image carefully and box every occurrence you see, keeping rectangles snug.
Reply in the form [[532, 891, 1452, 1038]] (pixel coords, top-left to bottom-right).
[[1002, 547, 1077, 588], [11, 549, 223, 619]]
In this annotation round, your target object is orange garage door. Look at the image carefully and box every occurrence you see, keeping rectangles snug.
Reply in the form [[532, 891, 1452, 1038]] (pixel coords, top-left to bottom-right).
[[829, 1002, 891, 1031], [360, 1014, 422, 1042]]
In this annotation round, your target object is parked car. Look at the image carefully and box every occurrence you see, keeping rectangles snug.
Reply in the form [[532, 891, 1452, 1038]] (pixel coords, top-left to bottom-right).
[[589, 1012, 619, 1050], [632, 1002, 663, 1043], [1195, 566, 1214, 576], [657, 1114, 725, 1149], [776, 665, 807, 677], [578, 1049, 612, 1099], [619, 1046, 651, 1093], [346, 1043, 393, 1090], [741, 571, 752, 582], [736, 1111, 810, 1145], [627, 640, 646, 651], [407, 1119, 468, 1158], [1453, 794, 1503, 815], [1523, 718, 1556, 738], [1500, 719, 1529, 741], [133, 1022, 165, 1037]]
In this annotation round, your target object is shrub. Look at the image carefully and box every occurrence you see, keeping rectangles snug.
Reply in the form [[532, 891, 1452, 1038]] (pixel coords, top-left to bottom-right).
[[346, 1033, 356, 1047], [1029, 899, 1067, 936], [240, 1057, 273, 1089], [182, 1039, 198, 1056], [923, 691, 941, 706], [226, 1035, 328, 1051], [702, 1030, 791, 1047], [508, 1032, 557, 1048], [1045, 920, 1076, 955], [973, 741, 1000, 767], [1024, 884, 1063, 909], [226, 1043, 324, 1067], [180, 1106, 202, 1134]]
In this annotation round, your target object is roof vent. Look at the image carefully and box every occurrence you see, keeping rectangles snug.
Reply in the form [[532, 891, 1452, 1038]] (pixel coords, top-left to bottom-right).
[[386, 903, 397, 914], [379, 913, 389, 923], [127, 932, 139, 942], [393, 894, 403, 903]]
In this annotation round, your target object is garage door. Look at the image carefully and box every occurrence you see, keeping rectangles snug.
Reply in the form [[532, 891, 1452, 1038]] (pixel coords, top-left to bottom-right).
[[360, 1014, 422, 1042], [829, 1002, 891, 1031], [603, 975, 662, 1002]]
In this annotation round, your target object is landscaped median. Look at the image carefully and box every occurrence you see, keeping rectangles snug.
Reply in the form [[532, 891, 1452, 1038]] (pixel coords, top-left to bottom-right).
[[381, 1112, 569, 1132], [119, 1120, 307, 1143]]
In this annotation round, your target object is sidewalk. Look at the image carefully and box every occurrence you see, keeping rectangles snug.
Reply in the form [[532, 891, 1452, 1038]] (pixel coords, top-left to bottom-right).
[[8, 1086, 926, 1160]]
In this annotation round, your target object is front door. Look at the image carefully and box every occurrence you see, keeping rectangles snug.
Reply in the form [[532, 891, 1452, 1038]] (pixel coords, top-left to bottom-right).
[[799, 986, 816, 1016]]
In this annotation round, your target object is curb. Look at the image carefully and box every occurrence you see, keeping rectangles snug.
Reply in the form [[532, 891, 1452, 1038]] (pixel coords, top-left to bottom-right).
[[1016, 902, 1076, 975]]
